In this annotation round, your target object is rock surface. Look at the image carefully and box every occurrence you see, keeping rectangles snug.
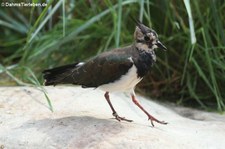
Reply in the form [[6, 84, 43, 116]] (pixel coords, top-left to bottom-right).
[[0, 86, 225, 149]]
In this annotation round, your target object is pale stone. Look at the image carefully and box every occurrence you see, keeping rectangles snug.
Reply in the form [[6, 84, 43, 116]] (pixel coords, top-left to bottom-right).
[[0, 86, 224, 149]]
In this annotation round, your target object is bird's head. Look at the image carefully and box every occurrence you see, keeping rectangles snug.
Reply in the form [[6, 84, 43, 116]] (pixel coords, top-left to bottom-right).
[[133, 18, 167, 52]]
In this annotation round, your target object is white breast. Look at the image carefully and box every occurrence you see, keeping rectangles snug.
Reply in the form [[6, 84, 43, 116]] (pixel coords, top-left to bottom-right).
[[98, 65, 142, 92]]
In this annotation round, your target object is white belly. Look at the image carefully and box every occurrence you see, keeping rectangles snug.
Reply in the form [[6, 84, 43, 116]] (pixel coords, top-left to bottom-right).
[[98, 65, 142, 92]]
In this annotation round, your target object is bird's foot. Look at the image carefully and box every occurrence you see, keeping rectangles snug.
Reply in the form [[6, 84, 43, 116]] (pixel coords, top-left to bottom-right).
[[148, 114, 168, 127], [113, 112, 133, 122]]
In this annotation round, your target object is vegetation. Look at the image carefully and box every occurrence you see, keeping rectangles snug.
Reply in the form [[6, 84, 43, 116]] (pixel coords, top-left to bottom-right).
[[0, 0, 224, 111]]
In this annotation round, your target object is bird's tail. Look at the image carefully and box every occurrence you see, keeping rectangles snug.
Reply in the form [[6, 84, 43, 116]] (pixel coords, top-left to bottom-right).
[[42, 62, 80, 86]]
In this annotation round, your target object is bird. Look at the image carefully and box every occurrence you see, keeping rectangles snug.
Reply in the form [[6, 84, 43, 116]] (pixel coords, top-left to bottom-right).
[[43, 18, 168, 127]]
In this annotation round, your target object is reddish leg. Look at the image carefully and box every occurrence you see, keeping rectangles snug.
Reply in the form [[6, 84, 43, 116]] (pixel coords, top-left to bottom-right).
[[104, 92, 133, 122], [131, 94, 167, 127]]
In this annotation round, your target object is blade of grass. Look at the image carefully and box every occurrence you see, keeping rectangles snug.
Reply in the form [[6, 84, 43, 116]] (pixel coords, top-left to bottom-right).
[[115, 0, 122, 47], [139, 0, 144, 22], [201, 29, 224, 111], [210, 1, 225, 45], [145, 0, 152, 27], [62, 0, 66, 37], [187, 73, 207, 109], [105, 0, 119, 48], [24, 66, 53, 111], [0, 11, 27, 33], [21, 0, 62, 63], [0, 64, 30, 86], [43, 0, 137, 54], [11, 9, 29, 28], [183, 0, 196, 45], [28, 0, 62, 43], [0, 64, 18, 74], [0, 19, 24, 33]]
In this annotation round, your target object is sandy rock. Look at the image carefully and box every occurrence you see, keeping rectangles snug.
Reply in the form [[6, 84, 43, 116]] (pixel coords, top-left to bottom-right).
[[0, 86, 224, 149]]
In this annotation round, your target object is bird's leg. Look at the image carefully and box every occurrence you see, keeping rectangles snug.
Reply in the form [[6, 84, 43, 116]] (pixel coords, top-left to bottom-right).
[[131, 94, 167, 127], [104, 92, 133, 122]]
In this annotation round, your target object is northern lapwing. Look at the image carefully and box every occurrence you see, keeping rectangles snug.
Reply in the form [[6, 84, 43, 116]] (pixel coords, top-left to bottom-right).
[[43, 19, 168, 127]]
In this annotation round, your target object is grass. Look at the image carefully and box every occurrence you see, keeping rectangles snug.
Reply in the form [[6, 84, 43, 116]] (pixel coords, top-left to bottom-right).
[[0, 0, 224, 111]]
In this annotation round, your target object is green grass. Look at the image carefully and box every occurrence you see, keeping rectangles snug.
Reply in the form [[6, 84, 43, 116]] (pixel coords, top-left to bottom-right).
[[0, 0, 224, 111]]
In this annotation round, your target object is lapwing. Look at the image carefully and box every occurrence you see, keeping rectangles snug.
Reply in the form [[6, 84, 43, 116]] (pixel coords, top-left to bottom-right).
[[43, 19, 168, 127]]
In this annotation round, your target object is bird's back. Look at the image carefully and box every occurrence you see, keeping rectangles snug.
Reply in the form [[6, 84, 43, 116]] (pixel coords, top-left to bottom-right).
[[43, 45, 138, 88]]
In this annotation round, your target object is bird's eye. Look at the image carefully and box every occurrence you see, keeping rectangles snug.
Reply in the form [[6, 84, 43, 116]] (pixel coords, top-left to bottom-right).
[[144, 36, 150, 41]]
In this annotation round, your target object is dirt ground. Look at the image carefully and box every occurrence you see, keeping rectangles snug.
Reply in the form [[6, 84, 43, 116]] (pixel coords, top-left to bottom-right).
[[0, 86, 225, 149]]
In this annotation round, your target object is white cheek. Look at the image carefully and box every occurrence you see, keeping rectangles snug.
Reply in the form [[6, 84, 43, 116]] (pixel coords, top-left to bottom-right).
[[152, 45, 158, 49], [148, 32, 153, 36], [148, 33, 156, 40]]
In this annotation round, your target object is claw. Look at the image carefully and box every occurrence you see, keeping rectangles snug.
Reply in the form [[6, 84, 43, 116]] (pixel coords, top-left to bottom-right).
[[113, 112, 133, 122], [149, 118, 154, 127], [131, 94, 167, 127], [148, 117, 168, 127]]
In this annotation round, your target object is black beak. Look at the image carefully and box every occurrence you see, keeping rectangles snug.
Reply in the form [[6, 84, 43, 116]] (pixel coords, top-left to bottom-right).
[[156, 41, 167, 51]]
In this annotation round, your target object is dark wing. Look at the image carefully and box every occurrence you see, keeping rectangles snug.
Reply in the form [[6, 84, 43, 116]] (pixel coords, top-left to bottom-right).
[[43, 45, 137, 87], [70, 51, 134, 88]]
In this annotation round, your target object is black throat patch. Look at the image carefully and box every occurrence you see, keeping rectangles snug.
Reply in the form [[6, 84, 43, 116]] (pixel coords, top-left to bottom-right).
[[133, 48, 156, 78]]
